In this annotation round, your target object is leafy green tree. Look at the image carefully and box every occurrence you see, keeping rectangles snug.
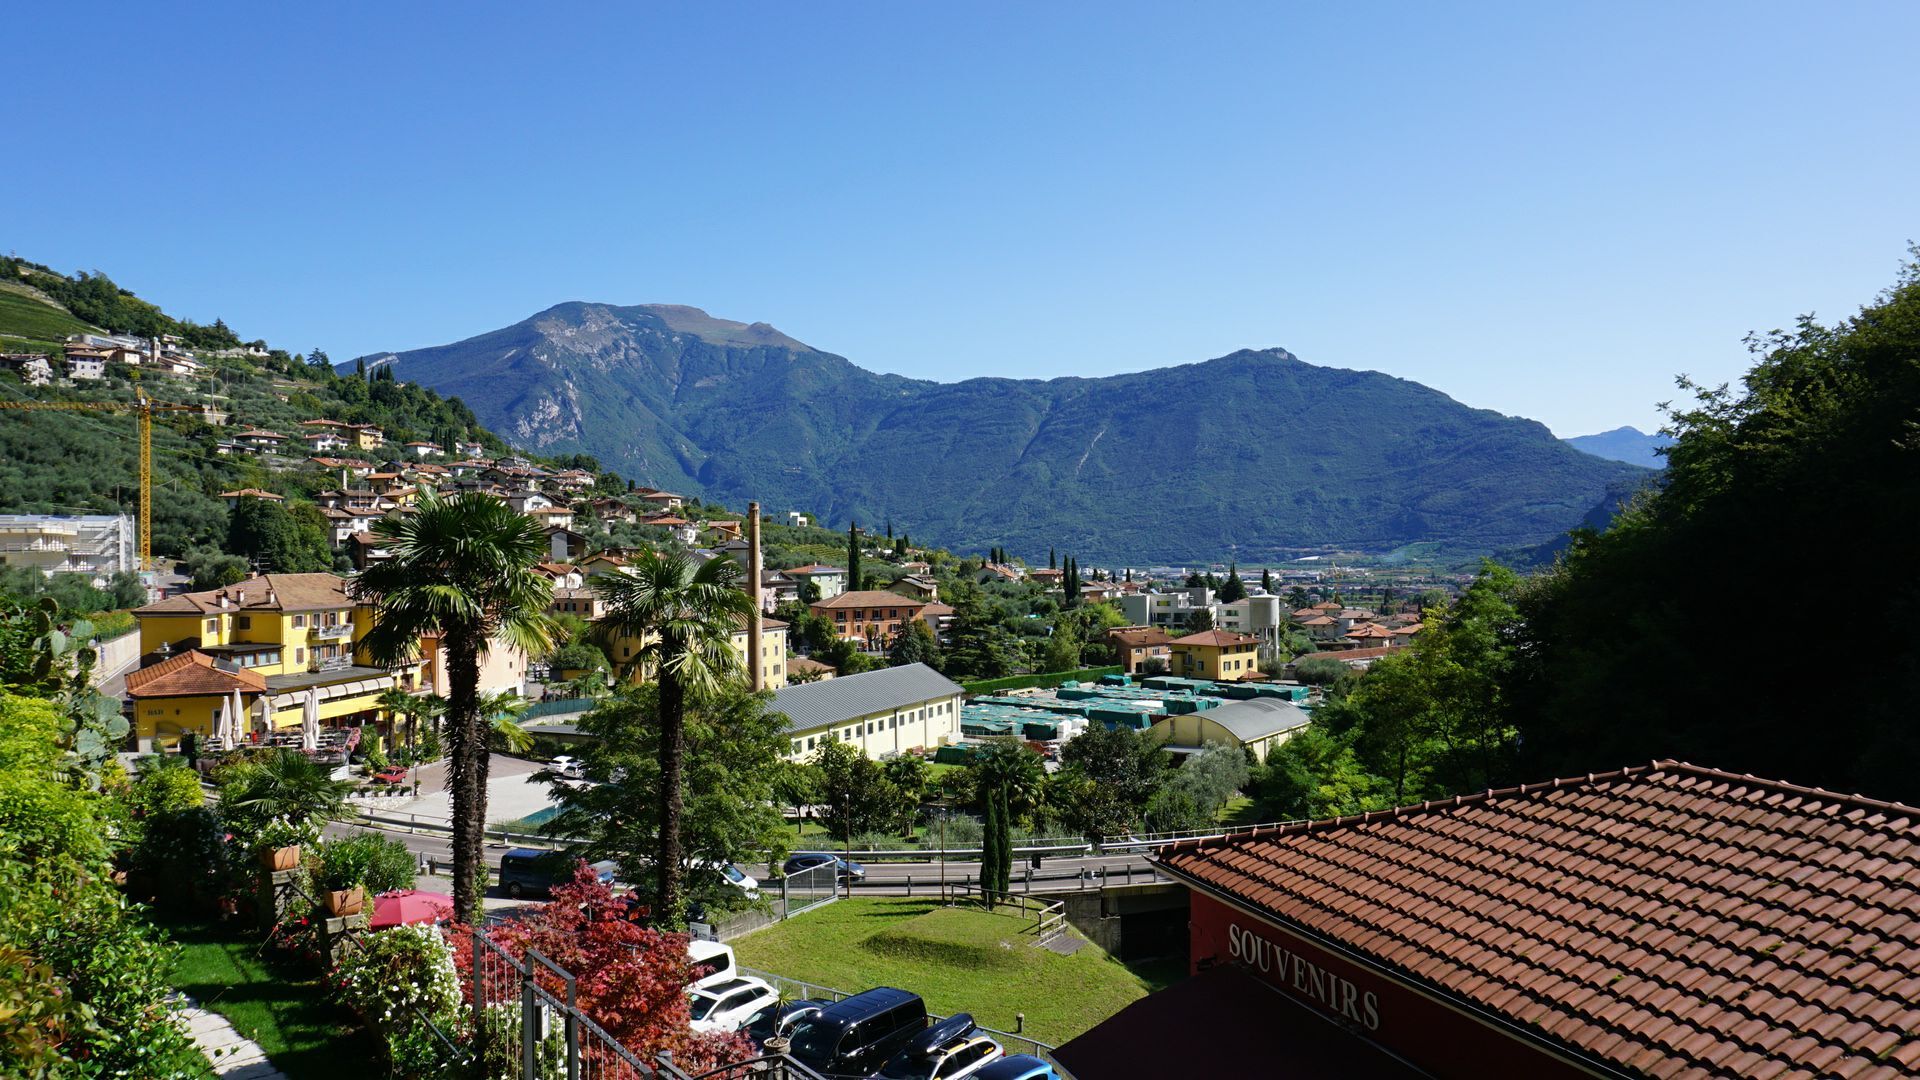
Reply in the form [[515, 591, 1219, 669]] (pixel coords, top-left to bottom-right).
[[1145, 744, 1249, 831], [1288, 586, 1310, 610], [1511, 257, 1920, 799], [181, 547, 248, 590], [588, 549, 754, 925], [548, 683, 790, 914], [352, 492, 555, 922], [1183, 608, 1214, 634], [226, 496, 330, 573], [812, 738, 901, 842], [1057, 724, 1168, 839], [887, 619, 940, 669], [942, 584, 1016, 679]]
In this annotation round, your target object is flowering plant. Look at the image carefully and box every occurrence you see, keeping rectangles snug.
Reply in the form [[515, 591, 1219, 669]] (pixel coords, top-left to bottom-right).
[[335, 923, 461, 1027]]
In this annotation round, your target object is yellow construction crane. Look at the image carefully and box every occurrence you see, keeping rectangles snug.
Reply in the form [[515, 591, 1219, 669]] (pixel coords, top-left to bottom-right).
[[0, 389, 201, 569]]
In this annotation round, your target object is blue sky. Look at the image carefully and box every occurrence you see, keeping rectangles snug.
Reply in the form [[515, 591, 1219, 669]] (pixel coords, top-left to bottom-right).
[[9, 2, 1916, 435]]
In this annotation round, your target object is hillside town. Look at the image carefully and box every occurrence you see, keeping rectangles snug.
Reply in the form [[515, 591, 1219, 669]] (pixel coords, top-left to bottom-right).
[[7, 5, 1920, 1077]]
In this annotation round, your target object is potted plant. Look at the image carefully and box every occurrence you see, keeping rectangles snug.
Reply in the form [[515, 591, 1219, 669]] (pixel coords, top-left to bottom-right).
[[317, 837, 376, 917], [255, 818, 306, 872]]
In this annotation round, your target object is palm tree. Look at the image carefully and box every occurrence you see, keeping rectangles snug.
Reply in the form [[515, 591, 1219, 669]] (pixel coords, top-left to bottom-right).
[[590, 549, 754, 924], [375, 687, 422, 759], [218, 748, 354, 844], [478, 688, 535, 754], [350, 492, 554, 922]]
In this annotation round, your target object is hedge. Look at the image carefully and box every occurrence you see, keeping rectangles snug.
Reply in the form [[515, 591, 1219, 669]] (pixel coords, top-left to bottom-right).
[[960, 666, 1123, 696]]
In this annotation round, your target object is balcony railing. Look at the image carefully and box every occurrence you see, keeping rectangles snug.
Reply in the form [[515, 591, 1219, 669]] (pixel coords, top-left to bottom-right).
[[309, 623, 353, 640]]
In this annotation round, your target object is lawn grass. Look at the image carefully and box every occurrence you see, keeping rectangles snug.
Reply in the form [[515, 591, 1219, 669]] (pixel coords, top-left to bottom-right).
[[1216, 794, 1261, 825], [732, 897, 1175, 1046], [161, 916, 381, 1079]]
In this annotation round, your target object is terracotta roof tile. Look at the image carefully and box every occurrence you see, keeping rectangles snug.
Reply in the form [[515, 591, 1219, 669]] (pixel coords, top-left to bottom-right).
[[1158, 761, 1920, 1078], [125, 650, 266, 697]]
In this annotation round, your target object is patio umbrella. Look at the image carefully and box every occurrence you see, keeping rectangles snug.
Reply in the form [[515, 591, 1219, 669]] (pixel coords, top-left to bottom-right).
[[301, 688, 320, 751], [220, 688, 242, 747], [252, 696, 271, 741], [368, 889, 455, 930]]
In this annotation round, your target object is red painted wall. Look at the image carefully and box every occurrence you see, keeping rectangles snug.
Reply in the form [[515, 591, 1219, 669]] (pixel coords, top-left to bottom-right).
[[1187, 890, 1597, 1079]]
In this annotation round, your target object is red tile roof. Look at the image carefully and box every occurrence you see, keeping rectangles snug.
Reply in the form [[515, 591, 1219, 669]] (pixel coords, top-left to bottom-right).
[[1171, 629, 1260, 647], [1158, 761, 1920, 1079], [812, 590, 928, 611], [125, 650, 266, 697]]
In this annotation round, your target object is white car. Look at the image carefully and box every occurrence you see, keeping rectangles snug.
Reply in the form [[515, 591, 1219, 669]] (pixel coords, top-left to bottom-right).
[[687, 976, 780, 1034], [875, 1015, 1004, 1080], [708, 860, 759, 898], [549, 755, 584, 779], [687, 939, 738, 989]]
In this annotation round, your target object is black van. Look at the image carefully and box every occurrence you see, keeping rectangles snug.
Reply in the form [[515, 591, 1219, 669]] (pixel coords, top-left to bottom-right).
[[497, 848, 617, 898], [785, 987, 928, 1077]]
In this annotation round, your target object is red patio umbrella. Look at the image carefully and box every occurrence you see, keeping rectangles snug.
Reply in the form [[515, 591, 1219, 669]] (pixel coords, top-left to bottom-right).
[[369, 889, 455, 929]]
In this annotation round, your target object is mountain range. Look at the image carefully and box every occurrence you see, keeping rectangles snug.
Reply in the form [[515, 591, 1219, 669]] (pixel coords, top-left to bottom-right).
[[1563, 426, 1673, 468], [351, 303, 1647, 562]]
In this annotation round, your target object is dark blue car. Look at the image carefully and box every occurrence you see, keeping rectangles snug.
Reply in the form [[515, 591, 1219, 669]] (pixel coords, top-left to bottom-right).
[[782, 852, 866, 881], [974, 1055, 1061, 1080]]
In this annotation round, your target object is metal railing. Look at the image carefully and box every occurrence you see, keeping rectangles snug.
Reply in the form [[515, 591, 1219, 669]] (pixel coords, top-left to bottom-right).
[[938, 883, 1066, 943], [741, 967, 1061, 1067], [469, 928, 831, 1080]]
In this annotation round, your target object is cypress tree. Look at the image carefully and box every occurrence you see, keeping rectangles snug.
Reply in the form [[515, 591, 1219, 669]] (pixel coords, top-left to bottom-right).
[[848, 522, 862, 592], [981, 789, 1002, 905], [997, 786, 1013, 898], [1262, 567, 1273, 592], [1049, 547, 1056, 569]]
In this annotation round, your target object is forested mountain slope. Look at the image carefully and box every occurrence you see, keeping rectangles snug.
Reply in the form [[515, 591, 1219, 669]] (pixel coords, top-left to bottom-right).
[[356, 303, 1646, 561]]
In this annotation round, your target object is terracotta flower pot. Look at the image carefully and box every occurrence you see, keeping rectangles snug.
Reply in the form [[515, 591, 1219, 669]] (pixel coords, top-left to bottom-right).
[[260, 845, 302, 872], [325, 886, 366, 917]]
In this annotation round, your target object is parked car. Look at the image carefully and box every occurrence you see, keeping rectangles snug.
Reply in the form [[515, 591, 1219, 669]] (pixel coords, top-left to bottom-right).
[[973, 1055, 1061, 1080], [549, 755, 584, 779], [496, 849, 617, 898], [709, 860, 760, 897], [783, 852, 867, 882], [687, 976, 781, 1034], [745, 998, 831, 1046], [372, 766, 408, 785], [871, 1013, 1002, 1080], [687, 939, 738, 990], [787, 987, 927, 1077]]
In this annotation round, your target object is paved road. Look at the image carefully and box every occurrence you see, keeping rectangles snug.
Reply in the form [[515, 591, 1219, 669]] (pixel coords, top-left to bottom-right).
[[327, 815, 1164, 898]]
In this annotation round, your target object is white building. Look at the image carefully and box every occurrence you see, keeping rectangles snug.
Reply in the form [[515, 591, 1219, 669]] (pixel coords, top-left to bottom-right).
[[0, 514, 137, 584], [1119, 586, 1217, 631], [770, 663, 964, 761]]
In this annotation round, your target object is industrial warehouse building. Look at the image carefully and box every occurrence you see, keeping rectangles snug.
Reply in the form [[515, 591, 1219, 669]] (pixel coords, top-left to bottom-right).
[[769, 662, 964, 760], [1058, 761, 1920, 1078]]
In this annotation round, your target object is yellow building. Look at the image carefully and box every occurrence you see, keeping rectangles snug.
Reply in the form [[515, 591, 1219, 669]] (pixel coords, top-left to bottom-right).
[[602, 615, 790, 690], [129, 573, 423, 750], [1168, 629, 1263, 682], [1150, 698, 1310, 764]]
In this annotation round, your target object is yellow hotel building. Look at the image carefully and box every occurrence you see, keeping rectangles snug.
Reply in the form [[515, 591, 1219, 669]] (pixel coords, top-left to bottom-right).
[[127, 573, 425, 750], [602, 614, 791, 690]]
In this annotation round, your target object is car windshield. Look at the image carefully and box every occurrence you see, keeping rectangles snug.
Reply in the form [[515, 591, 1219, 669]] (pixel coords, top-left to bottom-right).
[[687, 993, 725, 1021], [786, 1020, 839, 1064], [874, 1050, 940, 1080], [723, 865, 746, 882]]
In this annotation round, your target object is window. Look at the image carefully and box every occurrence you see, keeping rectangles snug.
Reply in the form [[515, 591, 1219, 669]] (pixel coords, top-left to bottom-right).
[[295, 648, 305, 662], [293, 614, 306, 628], [205, 618, 218, 632], [237, 615, 252, 630]]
